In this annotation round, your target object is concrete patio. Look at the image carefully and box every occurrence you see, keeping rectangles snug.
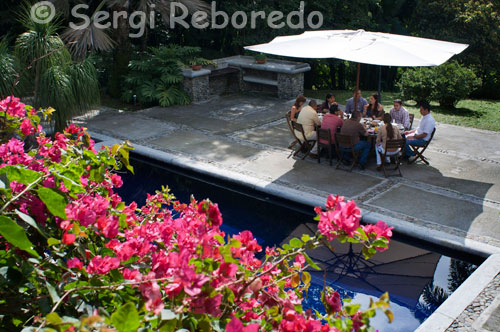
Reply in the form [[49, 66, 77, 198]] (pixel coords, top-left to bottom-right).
[[79, 93, 500, 255]]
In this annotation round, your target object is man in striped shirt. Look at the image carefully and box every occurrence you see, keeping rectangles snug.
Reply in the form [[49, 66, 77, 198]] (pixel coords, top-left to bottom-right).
[[389, 99, 411, 130]]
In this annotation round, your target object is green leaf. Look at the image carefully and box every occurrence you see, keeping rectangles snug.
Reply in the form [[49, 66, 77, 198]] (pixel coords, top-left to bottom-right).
[[47, 238, 60, 246], [344, 304, 361, 316], [159, 319, 177, 332], [37, 187, 67, 219], [0, 165, 41, 185], [372, 239, 389, 248], [45, 312, 62, 325], [0, 216, 39, 257], [111, 302, 140, 332], [16, 209, 48, 238], [301, 234, 311, 243], [289, 237, 303, 248], [303, 253, 321, 270], [45, 281, 61, 304], [302, 271, 311, 285], [213, 234, 224, 245]]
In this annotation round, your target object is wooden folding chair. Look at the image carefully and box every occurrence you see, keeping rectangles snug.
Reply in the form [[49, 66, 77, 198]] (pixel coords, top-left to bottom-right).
[[409, 113, 415, 130], [408, 128, 436, 165], [317, 128, 333, 166], [334, 133, 359, 172], [379, 139, 406, 177], [285, 111, 299, 149], [291, 121, 316, 160]]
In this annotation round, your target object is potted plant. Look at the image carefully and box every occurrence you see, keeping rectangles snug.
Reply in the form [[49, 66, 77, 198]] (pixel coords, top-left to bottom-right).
[[255, 53, 267, 64], [189, 58, 215, 71]]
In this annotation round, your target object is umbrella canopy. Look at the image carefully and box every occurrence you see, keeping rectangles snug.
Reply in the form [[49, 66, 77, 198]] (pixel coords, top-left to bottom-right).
[[245, 29, 469, 67]]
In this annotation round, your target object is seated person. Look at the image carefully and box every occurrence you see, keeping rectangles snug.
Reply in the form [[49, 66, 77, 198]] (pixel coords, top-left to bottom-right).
[[404, 101, 435, 158], [345, 89, 368, 115], [320, 104, 344, 145], [363, 93, 384, 120], [376, 113, 403, 170], [320, 93, 338, 113], [389, 99, 411, 130], [290, 95, 306, 122], [296, 100, 321, 158], [340, 110, 371, 170]]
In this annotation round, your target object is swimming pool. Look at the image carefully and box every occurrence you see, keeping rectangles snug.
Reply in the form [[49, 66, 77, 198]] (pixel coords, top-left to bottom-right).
[[116, 154, 482, 332]]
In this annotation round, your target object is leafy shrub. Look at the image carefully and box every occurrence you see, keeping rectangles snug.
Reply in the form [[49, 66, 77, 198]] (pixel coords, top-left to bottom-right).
[[397, 61, 481, 108], [432, 62, 481, 108], [122, 45, 210, 107], [0, 96, 394, 331]]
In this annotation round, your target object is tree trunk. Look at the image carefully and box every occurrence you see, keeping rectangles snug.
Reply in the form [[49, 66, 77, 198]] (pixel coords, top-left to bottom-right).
[[328, 59, 337, 89], [108, 6, 131, 98], [338, 62, 346, 90]]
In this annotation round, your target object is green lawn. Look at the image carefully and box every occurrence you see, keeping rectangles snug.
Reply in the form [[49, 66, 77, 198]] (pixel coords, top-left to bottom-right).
[[306, 89, 500, 132]]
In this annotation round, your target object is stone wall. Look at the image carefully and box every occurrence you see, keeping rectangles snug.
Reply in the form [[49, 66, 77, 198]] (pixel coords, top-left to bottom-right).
[[183, 73, 209, 103], [278, 72, 304, 100]]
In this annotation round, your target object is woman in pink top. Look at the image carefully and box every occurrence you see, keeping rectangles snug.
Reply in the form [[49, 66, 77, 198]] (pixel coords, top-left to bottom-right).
[[320, 104, 344, 144]]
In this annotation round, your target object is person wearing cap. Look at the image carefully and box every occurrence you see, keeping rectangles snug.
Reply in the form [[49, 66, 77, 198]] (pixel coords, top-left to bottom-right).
[[389, 99, 411, 130]]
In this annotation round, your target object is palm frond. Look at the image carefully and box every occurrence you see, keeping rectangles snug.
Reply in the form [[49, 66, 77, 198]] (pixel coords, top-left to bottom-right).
[[62, 24, 115, 60], [154, 0, 211, 25]]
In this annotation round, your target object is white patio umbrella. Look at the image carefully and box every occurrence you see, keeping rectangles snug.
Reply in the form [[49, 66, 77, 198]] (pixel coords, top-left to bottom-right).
[[245, 29, 468, 108]]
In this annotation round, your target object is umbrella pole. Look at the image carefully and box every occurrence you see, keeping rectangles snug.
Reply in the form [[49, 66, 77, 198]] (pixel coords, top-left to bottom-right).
[[378, 66, 382, 103], [355, 63, 360, 113]]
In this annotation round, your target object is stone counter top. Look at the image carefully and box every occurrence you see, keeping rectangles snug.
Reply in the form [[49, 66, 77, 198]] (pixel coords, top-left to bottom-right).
[[216, 55, 311, 74]]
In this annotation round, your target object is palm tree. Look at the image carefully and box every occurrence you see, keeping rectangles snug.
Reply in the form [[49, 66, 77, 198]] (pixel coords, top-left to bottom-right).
[[59, 0, 210, 98], [14, 7, 100, 132], [0, 39, 17, 98]]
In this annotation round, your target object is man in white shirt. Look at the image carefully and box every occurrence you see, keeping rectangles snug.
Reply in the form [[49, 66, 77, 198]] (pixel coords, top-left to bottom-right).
[[296, 100, 321, 157], [404, 101, 435, 158]]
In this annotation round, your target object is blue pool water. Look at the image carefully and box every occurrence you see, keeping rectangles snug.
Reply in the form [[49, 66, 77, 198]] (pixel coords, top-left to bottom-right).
[[116, 155, 481, 332]]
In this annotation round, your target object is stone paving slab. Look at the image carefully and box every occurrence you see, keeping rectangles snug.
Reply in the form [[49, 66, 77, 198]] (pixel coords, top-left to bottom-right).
[[239, 150, 384, 198], [232, 121, 292, 148], [432, 123, 500, 163], [146, 131, 262, 166], [366, 184, 500, 241], [400, 151, 500, 203], [82, 110, 178, 140], [140, 94, 291, 135]]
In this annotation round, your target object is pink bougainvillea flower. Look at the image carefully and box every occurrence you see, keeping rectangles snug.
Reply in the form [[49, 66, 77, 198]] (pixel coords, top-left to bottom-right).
[[218, 262, 238, 278], [0, 96, 26, 117], [226, 317, 260, 332], [86, 255, 120, 275], [324, 291, 342, 314], [20, 118, 35, 136], [62, 232, 76, 245], [110, 173, 123, 188], [67, 257, 83, 270], [363, 220, 393, 240]]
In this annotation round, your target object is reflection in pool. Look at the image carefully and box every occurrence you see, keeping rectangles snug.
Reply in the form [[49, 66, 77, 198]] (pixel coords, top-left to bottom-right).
[[116, 155, 480, 332]]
